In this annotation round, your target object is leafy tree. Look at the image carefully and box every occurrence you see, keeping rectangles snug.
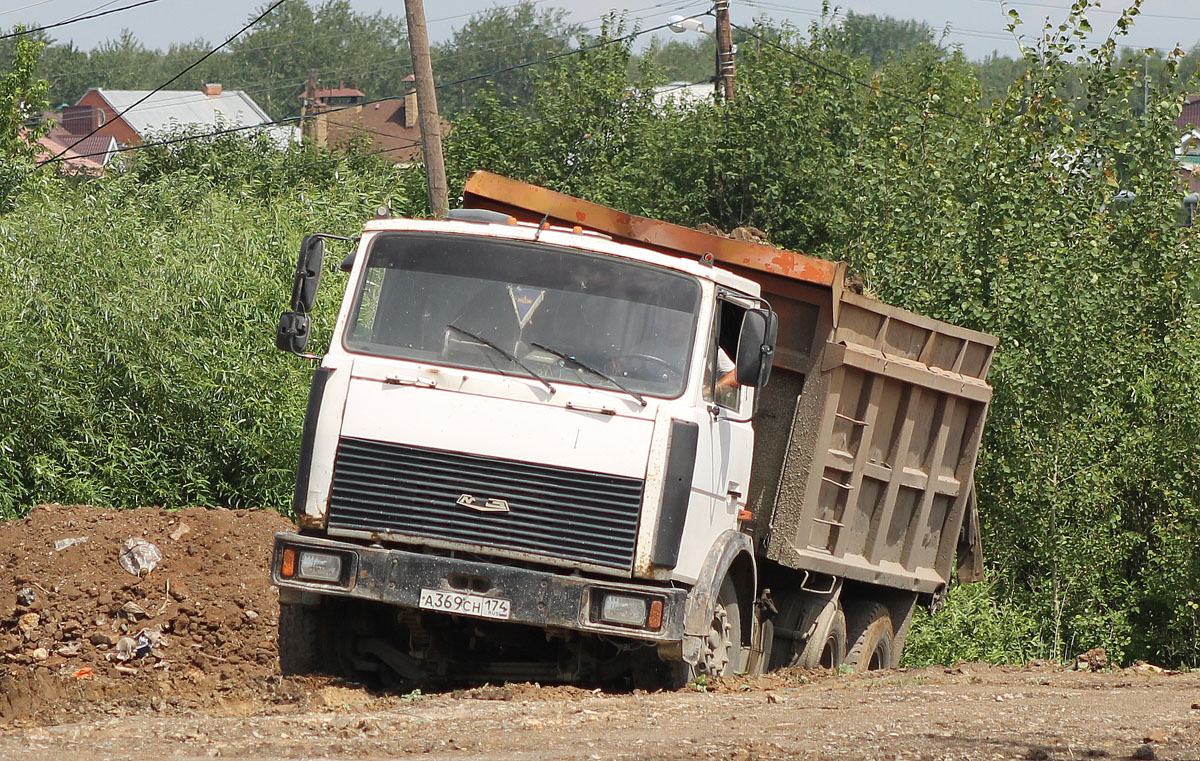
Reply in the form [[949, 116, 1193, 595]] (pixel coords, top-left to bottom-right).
[[0, 25, 49, 211], [636, 36, 715, 84], [835, 10, 937, 66], [432, 1, 581, 116], [226, 0, 409, 119]]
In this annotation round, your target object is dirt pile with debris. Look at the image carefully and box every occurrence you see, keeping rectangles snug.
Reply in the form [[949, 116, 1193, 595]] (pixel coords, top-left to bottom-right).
[[0, 504, 294, 721]]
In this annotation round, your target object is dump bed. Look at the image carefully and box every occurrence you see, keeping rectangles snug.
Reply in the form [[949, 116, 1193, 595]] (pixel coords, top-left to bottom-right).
[[462, 171, 996, 595]]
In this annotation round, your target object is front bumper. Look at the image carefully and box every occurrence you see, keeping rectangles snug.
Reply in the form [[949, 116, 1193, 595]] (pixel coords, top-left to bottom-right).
[[271, 532, 687, 642]]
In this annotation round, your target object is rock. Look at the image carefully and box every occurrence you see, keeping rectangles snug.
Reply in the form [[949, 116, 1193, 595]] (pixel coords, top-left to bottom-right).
[[120, 601, 149, 620], [243, 610, 259, 621], [29, 647, 49, 661], [1073, 648, 1108, 671], [1132, 744, 1156, 760], [1142, 729, 1167, 744], [169, 581, 190, 602], [89, 631, 117, 647], [17, 612, 40, 636]]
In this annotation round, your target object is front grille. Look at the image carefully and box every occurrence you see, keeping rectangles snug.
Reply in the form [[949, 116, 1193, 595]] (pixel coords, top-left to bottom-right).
[[327, 437, 645, 571]]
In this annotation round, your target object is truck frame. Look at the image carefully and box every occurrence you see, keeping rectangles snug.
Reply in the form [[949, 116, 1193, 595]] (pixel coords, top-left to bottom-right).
[[270, 171, 994, 685]]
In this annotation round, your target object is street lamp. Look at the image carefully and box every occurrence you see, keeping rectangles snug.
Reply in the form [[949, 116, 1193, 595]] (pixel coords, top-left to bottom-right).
[[668, 7, 735, 100]]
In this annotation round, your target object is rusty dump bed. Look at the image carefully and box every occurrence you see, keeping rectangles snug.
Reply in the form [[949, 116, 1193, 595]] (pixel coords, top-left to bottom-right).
[[462, 171, 996, 595]]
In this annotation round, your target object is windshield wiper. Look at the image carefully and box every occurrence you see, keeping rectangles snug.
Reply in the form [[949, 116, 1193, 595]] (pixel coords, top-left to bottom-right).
[[530, 342, 647, 407], [445, 324, 555, 395]]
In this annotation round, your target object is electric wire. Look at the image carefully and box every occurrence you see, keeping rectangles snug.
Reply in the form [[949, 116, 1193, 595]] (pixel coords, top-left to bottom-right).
[[44, 0, 289, 163], [38, 18, 683, 166], [0, 0, 159, 40], [730, 21, 984, 125]]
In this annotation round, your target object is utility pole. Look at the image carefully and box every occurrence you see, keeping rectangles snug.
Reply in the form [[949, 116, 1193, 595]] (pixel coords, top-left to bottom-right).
[[404, 0, 449, 218], [302, 68, 319, 143], [714, 0, 735, 101]]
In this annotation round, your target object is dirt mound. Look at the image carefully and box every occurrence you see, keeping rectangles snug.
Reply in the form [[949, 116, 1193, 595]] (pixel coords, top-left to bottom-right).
[[0, 504, 294, 722]]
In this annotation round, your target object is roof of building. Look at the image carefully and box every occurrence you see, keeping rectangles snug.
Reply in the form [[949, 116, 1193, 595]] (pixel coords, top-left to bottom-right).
[[310, 85, 364, 99], [324, 99, 425, 163], [35, 131, 118, 171], [85, 87, 298, 147]]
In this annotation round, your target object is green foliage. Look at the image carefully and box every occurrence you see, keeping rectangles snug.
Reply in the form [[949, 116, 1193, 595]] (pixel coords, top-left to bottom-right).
[[0, 25, 50, 211], [447, 4, 1200, 666], [903, 579, 1047, 666], [0, 135, 417, 517], [432, 1, 582, 116]]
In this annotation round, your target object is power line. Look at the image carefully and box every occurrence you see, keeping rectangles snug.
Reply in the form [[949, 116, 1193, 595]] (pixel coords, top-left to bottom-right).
[[215, 78, 709, 183], [39, 18, 681, 166], [46, 0, 290, 163], [0, 0, 67, 19], [731, 22, 984, 125], [0, 0, 159, 41]]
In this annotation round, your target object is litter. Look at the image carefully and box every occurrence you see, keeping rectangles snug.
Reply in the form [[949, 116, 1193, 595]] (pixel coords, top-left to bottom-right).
[[118, 538, 163, 576], [54, 536, 88, 552]]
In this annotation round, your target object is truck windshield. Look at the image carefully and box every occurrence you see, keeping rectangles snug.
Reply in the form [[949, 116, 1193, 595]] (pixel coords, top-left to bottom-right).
[[344, 232, 702, 398]]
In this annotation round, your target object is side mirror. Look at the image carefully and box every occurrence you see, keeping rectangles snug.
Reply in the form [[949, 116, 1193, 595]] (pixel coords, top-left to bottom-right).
[[289, 235, 325, 314], [276, 312, 310, 353], [735, 309, 778, 388]]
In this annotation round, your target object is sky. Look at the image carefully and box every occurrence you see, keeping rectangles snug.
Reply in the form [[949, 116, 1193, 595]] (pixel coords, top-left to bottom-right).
[[4, 0, 1199, 62]]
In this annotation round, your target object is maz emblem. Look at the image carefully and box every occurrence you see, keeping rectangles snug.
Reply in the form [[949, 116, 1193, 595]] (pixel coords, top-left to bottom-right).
[[456, 493, 511, 513]]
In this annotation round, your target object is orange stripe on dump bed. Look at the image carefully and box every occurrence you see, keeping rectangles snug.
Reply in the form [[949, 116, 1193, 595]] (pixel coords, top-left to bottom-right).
[[461, 170, 839, 288]]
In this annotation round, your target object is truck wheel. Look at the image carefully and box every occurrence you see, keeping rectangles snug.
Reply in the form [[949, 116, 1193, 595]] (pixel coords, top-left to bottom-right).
[[796, 605, 846, 669], [846, 602, 894, 671], [700, 575, 744, 677], [279, 601, 326, 676]]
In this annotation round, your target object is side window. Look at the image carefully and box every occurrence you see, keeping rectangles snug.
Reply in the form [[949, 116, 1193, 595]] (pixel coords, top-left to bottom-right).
[[703, 297, 747, 410]]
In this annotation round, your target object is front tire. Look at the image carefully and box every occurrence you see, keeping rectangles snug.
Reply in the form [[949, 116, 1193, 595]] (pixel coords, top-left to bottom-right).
[[279, 601, 328, 676], [700, 575, 745, 677]]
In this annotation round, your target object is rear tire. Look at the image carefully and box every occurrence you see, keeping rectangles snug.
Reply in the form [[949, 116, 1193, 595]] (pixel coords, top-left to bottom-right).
[[796, 606, 846, 669], [845, 602, 894, 671]]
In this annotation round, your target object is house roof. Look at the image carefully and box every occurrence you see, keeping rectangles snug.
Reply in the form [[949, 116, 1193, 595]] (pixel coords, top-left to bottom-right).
[[311, 85, 364, 99], [324, 100, 425, 163], [85, 88, 298, 147], [36, 131, 117, 171]]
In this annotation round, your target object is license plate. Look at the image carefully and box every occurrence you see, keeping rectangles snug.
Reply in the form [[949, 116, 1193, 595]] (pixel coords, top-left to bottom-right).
[[418, 587, 511, 620]]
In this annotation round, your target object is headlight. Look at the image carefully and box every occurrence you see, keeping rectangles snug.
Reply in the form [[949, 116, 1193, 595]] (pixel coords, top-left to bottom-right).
[[297, 550, 343, 582], [599, 594, 649, 627]]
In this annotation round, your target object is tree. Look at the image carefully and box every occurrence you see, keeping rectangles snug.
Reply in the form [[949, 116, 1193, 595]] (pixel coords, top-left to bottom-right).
[[226, 0, 409, 119], [0, 25, 50, 211], [432, 1, 581, 116]]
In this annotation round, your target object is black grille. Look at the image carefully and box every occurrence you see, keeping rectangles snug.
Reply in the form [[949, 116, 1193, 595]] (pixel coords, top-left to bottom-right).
[[327, 437, 645, 571]]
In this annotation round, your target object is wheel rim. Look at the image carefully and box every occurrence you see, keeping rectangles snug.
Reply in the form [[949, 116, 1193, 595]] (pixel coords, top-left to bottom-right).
[[703, 601, 735, 676]]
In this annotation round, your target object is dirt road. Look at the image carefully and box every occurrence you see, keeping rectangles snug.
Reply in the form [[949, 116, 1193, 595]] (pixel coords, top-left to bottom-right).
[[1, 666, 1198, 760], [2, 505, 1198, 760]]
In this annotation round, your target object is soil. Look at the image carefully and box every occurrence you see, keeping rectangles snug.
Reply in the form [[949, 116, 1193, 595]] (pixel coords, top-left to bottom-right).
[[2, 505, 1199, 760]]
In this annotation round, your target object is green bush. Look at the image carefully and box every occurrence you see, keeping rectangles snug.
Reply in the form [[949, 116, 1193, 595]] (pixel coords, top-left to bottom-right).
[[0, 144, 417, 517], [902, 579, 1047, 667]]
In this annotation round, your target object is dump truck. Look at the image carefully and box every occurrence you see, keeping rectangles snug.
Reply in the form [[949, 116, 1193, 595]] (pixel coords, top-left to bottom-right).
[[270, 171, 994, 684]]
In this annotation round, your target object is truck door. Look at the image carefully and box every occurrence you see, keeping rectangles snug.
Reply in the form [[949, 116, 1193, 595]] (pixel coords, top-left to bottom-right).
[[701, 294, 756, 529]]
